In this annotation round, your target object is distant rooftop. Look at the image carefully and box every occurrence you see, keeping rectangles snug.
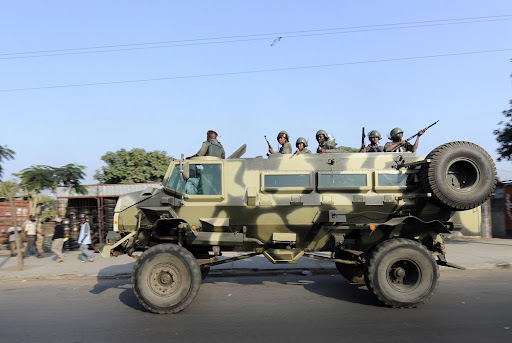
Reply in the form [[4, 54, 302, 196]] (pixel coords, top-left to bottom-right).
[[56, 182, 162, 198]]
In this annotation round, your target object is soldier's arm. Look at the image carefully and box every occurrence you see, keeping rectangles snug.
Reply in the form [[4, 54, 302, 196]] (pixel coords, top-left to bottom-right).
[[359, 142, 366, 153], [410, 130, 424, 152], [195, 141, 210, 157], [384, 141, 405, 152]]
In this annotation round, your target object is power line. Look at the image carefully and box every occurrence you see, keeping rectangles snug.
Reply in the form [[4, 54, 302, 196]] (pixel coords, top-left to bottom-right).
[[1, 47, 511, 93], [1, 15, 511, 60]]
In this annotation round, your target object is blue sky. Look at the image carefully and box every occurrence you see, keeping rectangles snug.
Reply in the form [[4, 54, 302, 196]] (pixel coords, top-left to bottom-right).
[[1, 1, 512, 183]]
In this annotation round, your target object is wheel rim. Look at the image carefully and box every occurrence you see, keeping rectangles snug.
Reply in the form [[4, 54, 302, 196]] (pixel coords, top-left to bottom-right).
[[148, 262, 182, 297], [445, 158, 480, 192], [386, 258, 421, 292]]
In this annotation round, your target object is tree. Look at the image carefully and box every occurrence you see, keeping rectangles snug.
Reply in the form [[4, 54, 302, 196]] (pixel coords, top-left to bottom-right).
[[0, 144, 15, 180], [0, 180, 22, 197], [494, 98, 512, 161], [0, 146, 24, 269], [94, 148, 172, 184], [16, 164, 87, 215]]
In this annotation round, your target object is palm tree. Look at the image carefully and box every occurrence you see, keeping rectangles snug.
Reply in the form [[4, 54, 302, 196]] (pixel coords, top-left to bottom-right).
[[16, 163, 87, 215], [0, 144, 15, 180]]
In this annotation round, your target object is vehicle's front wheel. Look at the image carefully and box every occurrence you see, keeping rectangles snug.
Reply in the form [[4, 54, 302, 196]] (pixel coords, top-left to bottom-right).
[[132, 244, 202, 314], [365, 238, 439, 308]]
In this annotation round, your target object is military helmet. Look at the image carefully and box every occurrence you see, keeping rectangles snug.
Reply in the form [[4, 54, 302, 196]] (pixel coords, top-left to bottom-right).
[[277, 130, 289, 141], [296, 137, 308, 147], [316, 130, 328, 138], [369, 130, 382, 139], [390, 127, 403, 139]]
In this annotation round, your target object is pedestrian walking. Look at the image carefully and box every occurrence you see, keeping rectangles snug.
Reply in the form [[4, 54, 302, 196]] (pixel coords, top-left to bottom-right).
[[8, 225, 22, 257], [78, 217, 94, 262], [51, 218, 65, 262], [23, 215, 42, 258]]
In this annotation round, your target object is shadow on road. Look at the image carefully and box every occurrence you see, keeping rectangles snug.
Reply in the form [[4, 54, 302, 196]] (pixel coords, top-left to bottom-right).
[[89, 277, 147, 312], [203, 274, 381, 307]]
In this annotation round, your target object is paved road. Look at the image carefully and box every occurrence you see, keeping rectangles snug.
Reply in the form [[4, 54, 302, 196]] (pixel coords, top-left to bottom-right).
[[2, 269, 511, 343]]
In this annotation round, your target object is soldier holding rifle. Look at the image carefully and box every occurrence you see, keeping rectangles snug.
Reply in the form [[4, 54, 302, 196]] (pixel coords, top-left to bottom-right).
[[360, 130, 385, 152], [384, 128, 423, 152], [268, 131, 292, 155], [384, 120, 438, 153]]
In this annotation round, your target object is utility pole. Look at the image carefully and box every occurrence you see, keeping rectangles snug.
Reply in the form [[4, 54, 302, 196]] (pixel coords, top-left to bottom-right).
[[481, 200, 493, 238]]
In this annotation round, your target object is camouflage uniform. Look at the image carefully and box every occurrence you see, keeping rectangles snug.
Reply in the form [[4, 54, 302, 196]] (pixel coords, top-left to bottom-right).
[[196, 139, 225, 159], [317, 139, 337, 153], [384, 141, 413, 153], [363, 144, 385, 152], [279, 142, 292, 154], [297, 147, 312, 154]]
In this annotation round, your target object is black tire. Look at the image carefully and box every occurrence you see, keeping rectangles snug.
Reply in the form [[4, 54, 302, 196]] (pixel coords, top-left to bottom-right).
[[420, 141, 496, 210], [365, 238, 439, 308], [132, 244, 202, 314], [334, 250, 364, 284]]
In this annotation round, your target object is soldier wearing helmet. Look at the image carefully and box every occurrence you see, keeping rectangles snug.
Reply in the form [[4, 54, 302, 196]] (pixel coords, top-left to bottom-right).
[[360, 130, 385, 152], [188, 130, 225, 159], [269, 130, 292, 155], [316, 129, 339, 153], [384, 127, 424, 152], [295, 137, 312, 155]]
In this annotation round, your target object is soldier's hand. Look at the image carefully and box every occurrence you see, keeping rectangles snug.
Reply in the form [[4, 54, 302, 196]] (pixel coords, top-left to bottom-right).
[[269, 147, 275, 154], [418, 130, 425, 137]]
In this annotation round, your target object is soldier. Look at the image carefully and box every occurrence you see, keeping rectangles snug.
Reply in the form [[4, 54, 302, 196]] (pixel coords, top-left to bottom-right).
[[269, 131, 292, 154], [384, 127, 424, 152], [316, 130, 338, 153], [188, 130, 225, 159], [360, 130, 385, 152], [295, 137, 312, 155]]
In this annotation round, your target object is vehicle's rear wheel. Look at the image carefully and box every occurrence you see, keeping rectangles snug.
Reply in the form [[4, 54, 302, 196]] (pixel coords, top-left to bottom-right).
[[132, 244, 201, 314], [365, 238, 439, 308], [334, 250, 364, 284], [420, 141, 496, 210]]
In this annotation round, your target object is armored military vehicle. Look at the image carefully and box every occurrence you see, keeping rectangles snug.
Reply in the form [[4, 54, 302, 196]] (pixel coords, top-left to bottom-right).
[[100, 141, 496, 314]]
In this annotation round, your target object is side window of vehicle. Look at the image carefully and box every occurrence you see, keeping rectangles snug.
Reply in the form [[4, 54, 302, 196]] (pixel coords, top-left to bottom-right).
[[193, 164, 222, 195], [262, 172, 314, 193], [374, 170, 419, 192], [317, 172, 371, 191], [166, 164, 222, 196]]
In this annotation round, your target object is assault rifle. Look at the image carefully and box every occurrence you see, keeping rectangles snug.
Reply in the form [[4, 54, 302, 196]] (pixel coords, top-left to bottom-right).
[[361, 127, 366, 153], [391, 120, 439, 152], [265, 135, 272, 156]]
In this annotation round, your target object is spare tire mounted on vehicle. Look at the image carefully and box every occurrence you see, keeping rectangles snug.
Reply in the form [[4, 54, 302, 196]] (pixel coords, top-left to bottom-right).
[[420, 141, 497, 210]]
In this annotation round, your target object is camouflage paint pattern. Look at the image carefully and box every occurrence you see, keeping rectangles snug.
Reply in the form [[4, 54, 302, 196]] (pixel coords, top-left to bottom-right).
[[107, 149, 471, 261]]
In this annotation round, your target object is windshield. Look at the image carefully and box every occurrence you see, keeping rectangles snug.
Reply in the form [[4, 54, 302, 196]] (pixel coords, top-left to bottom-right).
[[166, 163, 222, 195]]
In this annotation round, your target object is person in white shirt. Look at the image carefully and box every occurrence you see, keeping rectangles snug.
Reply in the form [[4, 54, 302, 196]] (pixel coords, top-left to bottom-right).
[[8, 226, 22, 257], [78, 217, 94, 262], [23, 215, 42, 258]]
